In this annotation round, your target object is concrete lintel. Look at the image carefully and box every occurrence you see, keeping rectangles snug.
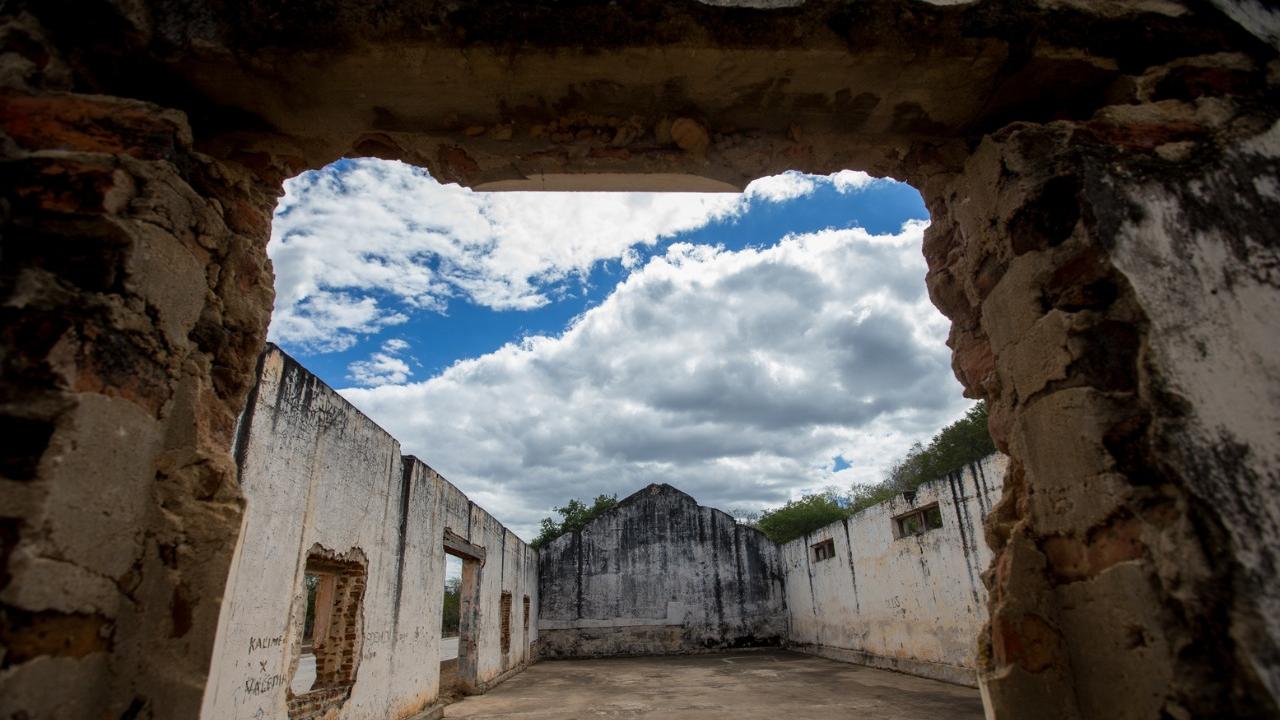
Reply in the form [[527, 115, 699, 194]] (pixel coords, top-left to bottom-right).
[[443, 529, 486, 564]]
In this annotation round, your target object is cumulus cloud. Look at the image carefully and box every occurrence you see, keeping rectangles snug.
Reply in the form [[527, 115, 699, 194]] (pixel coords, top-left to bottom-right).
[[267, 159, 741, 352], [347, 338, 416, 386], [268, 161, 898, 355], [831, 169, 876, 193], [744, 172, 819, 202], [339, 220, 969, 540], [743, 169, 882, 203]]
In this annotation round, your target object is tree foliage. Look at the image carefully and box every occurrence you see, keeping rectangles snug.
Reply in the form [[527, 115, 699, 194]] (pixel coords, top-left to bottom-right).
[[885, 402, 995, 493], [753, 402, 994, 544], [529, 494, 619, 548], [755, 490, 848, 545]]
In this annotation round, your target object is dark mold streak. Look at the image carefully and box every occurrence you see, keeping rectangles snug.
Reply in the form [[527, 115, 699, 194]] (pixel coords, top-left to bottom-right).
[[841, 517, 861, 614], [946, 471, 982, 607], [389, 458, 415, 636]]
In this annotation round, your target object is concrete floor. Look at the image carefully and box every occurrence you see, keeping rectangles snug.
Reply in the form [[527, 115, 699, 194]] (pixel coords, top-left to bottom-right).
[[444, 649, 985, 719]]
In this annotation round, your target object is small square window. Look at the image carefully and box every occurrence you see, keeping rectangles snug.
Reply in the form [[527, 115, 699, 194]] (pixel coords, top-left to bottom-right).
[[500, 592, 512, 656], [893, 503, 943, 538], [811, 538, 836, 562], [898, 512, 923, 536], [923, 504, 944, 530]]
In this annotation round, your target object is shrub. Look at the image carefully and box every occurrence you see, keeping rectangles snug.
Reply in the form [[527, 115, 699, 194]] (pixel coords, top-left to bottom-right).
[[886, 402, 995, 492]]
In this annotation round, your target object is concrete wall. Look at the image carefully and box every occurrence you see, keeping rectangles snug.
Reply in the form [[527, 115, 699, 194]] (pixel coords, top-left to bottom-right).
[[781, 453, 1006, 686], [199, 346, 537, 720], [538, 484, 787, 657]]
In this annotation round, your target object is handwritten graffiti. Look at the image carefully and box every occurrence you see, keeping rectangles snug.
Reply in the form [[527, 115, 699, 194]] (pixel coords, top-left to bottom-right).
[[247, 635, 283, 653], [244, 673, 286, 696], [364, 629, 394, 645], [363, 629, 412, 646]]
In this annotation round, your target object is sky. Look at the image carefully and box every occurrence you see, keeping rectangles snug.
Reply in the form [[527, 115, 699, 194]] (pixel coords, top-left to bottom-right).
[[267, 158, 971, 542]]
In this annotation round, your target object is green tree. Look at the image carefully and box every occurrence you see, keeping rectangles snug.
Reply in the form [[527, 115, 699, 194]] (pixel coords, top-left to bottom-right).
[[529, 494, 619, 548], [885, 402, 994, 492], [755, 490, 849, 544]]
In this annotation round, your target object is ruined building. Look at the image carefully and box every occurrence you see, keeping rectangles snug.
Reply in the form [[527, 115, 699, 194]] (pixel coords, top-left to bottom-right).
[[2, 0, 1278, 718], [207, 344, 1003, 718]]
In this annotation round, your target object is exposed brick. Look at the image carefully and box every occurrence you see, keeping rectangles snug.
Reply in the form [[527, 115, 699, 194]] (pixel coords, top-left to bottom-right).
[[0, 94, 189, 161]]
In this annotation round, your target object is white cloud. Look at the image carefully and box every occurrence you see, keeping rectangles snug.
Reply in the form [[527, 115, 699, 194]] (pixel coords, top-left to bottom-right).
[[267, 161, 902, 355], [744, 171, 818, 202], [347, 338, 415, 386], [268, 159, 740, 352], [744, 169, 883, 203], [831, 169, 876, 193], [269, 293, 409, 353], [339, 220, 970, 541]]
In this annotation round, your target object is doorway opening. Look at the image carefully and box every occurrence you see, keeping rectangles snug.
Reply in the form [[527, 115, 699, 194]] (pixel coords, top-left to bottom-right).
[[440, 529, 486, 701], [438, 554, 463, 700]]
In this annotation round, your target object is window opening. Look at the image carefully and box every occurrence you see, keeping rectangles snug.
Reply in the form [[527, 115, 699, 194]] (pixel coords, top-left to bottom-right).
[[811, 538, 836, 562], [288, 549, 366, 720], [500, 592, 512, 655], [893, 503, 944, 539], [522, 595, 531, 646]]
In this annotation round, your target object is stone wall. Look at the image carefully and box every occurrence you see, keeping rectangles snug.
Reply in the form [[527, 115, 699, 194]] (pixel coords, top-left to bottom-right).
[[3, 1, 1278, 717], [199, 345, 537, 720], [538, 484, 787, 657], [782, 454, 1006, 686]]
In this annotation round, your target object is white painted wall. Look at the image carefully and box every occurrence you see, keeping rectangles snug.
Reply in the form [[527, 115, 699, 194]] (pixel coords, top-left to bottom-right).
[[781, 453, 1006, 686], [199, 346, 537, 720]]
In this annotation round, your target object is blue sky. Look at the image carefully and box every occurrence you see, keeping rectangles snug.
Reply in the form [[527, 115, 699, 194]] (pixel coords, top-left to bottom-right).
[[267, 160, 968, 540]]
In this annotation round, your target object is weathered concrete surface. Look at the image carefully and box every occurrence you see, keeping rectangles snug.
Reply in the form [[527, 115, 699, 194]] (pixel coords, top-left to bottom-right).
[[0, 32, 279, 718], [443, 649, 985, 720], [538, 485, 786, 657], [921, 114, 1280, 718], [783, 454, 1006, 686], [2, 0, 1279, 718], [199, 345, 537, 720]]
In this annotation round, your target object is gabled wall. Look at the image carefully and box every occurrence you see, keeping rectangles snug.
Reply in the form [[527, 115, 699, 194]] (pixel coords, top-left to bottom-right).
[[781, 454, 1006, 686], [199, 346, 536, 720], [537, 484, 787, 657]]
